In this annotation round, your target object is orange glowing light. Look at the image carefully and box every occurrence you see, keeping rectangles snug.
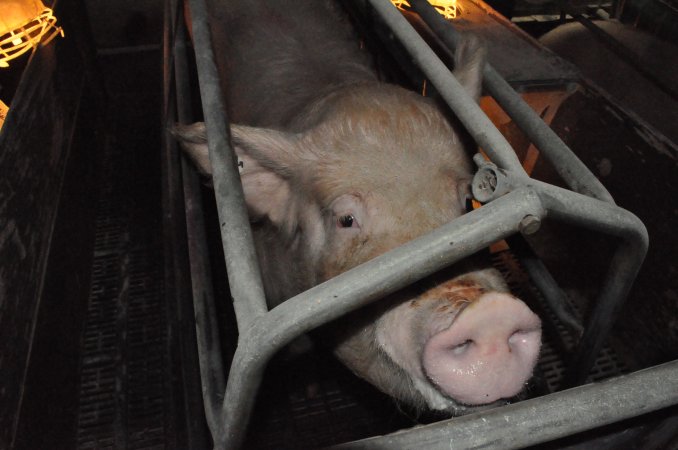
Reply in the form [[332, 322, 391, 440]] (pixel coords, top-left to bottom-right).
[[392, 0, 461, 19], [0, 98, 8, 132], [0, 0, 64, 68]]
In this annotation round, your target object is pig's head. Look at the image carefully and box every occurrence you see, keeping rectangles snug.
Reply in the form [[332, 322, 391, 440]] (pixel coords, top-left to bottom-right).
[[174, 34, 541, 415]]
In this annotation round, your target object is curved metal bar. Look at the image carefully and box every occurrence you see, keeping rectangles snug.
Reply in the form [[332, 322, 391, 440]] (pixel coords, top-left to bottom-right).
[[472, 153, 648, 381], [474, 159, 648, 382], [532, 179, 649, 385], [215, 188, 546, 449], [334, 360, 678, 449]]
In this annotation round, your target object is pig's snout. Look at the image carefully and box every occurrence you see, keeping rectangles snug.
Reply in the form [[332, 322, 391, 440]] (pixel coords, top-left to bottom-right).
[[422, 293, 541, 405]]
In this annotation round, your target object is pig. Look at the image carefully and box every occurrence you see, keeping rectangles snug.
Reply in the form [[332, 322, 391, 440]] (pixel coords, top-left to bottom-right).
[[174, 0, 541, 414], [539, 20, 678, 146]]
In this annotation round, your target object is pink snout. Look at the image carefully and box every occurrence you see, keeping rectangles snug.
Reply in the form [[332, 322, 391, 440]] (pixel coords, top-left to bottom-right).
[[422, 292, 541, 405]]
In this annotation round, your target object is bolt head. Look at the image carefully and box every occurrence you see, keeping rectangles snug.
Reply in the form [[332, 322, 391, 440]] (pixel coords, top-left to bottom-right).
[[520, 215, 541, 235]]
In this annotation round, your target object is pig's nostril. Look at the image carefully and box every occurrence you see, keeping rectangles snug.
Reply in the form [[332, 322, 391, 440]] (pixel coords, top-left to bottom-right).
[[422, 293, 542, 405], [451, 339, 473, 356], [508, 329, 541, 352]]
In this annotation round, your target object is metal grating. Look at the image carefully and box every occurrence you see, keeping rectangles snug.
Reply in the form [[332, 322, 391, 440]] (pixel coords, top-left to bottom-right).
[[245, 352, 413, 449], [75, 126, 172, 449]]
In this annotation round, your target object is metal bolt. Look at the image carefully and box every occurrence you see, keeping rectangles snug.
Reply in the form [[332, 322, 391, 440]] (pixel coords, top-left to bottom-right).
[[519, 215, 541, 235]]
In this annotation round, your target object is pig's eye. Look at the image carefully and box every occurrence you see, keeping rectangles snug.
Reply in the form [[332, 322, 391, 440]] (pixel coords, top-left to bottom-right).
[[338, 214, 357, 228]]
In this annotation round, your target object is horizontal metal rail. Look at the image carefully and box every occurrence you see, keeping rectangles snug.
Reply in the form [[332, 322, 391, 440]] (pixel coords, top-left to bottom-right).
[[174, 0, 651, 448], [335, 359, 678, 449]]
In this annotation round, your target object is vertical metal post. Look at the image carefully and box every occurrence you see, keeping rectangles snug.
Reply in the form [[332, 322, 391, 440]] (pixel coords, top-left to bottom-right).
[[178, 44, 228, 439], [186, 0, 269, 331], [164, 1, 216, 445]]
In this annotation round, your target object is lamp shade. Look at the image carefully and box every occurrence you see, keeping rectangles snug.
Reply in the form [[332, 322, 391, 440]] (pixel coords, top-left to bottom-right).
[[0, 0, 63, 68]]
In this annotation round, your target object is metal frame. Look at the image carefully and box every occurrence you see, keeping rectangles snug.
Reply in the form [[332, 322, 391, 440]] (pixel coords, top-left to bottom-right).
[[335, 359, 678, 449], [160, 0, 671, 448]]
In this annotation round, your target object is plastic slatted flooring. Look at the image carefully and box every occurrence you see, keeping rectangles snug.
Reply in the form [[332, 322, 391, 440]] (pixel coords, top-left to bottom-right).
[[75, 119, 171, 449]]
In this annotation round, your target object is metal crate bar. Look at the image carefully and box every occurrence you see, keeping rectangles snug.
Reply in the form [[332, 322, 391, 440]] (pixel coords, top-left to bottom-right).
[[473, 158, 648, 384], [366, 0, 527, 174], [534, 178, 649, 386], [170, 0, 226, 429], [215, 188, 546, 448], [369, 0, 648, 382], [335, 359, 678, 449], [187, 0, 268, 330], [367, 1, 627, 357], [174, 0, 651, 448], [408, 0, 616, 204]]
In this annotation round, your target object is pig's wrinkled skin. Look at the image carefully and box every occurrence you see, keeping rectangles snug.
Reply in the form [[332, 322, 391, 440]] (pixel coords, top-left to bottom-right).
[[175, 0, 541, 414]]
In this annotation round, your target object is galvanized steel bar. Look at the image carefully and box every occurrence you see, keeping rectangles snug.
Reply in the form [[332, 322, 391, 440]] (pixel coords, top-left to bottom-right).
[[168, 0, 227, 432], [533, 179, 649, 385], [164, 0, 226, 430], [215, 188, 547, 449], [163, 3, 214, 445], [506, 235, 584, 337], [261, 189, 545, 345], [532, 179, 647, 245], [335, 360, 678, 449], [187, 0, 268, 329], [565, 239, 646, 385], [366, 0, 526, 175], [408, 0, 615, 203], [473, 156, 647, 381], [179, 0, 652, 448], [183, 166, 226, 429]]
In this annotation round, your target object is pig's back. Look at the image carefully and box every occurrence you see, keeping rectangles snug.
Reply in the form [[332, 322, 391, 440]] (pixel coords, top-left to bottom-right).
[[206, 0, 377, 129], [540, 22, 678, 144]]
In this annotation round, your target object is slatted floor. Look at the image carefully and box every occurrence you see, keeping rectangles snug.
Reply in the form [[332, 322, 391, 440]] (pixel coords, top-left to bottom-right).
[[75, 128, 169, 449], [74, 49, 179, 449]]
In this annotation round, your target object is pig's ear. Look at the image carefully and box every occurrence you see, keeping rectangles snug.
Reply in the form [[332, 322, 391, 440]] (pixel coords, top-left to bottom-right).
[[230, 124, 307, 225], [453, 32, 487, 103], [173, 122, 305, 226], [172, 122, 213, 178]]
